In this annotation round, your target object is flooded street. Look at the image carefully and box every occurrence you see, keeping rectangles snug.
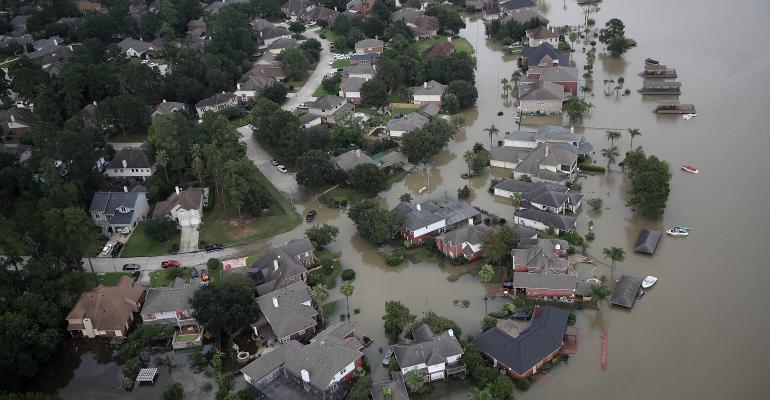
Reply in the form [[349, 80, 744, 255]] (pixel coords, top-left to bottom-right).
[[32, 1, 770, 398]]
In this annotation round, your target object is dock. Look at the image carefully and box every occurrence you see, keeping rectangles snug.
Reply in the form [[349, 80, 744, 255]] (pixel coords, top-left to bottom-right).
[[653, 101, 696, 114], [638, 81, 681, 95], [610, 275, 644, 308]]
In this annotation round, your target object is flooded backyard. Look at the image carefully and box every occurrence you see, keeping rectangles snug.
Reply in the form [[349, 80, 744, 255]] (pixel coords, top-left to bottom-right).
[[31, 0, 770, 399]]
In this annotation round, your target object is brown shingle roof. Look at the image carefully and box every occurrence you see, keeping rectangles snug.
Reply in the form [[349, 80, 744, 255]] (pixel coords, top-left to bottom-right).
[[66, 276, 144, 332], [153, 187, 204, 218]]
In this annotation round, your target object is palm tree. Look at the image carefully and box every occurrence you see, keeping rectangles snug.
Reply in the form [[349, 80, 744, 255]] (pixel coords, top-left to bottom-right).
[[627, 128, 641, 152], [601, 146, 619, 168], [510, 192, 522, 210], [590, 284, 611, 310], [617, 76, 625, 87], [463, 150, 475, 179], [500, 78, 509, 96], [484, 125, 500, 149], [511, 70, 522, 94], [602, 246, 626, 284], [452, 113, 466, 128], [605, 130, 621, 146], [311, 284, 329, 325], [155, 149, 169, 182], [339, 281, 354, 320]]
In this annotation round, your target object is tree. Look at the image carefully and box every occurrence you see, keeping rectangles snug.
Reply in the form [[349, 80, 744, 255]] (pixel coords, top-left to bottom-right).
[[446, 80, 478, 109], [511, 70, 522, 90], [349, 163, 387, 195], [482, 224, 518, 266], [261, 82, 288, 103], [602, 246, 626, 284], [511, 192, 522, 210], [488, 375, 514, 400], [468, 388, 493, 400], [601, 146, 619, 168], [478, 264, 494, 283], [605, 130, 621, 146], [346, 375, 373, 400], [399, 193, 413, 202], [41, 207, 95, 268], [420, 311, 462, 337], [222, 159, 271, 220], [94, 95, 152, 137], [587, 198, 604, 213], [400, 119, 455, 163], [627, 128, 641, 152], [598, 18, 625, 44], [443, 92, 460, 114], [340, 281, 354, 320], [405, 370, 424, 393], [156, 148, 170, 182], [144, 217, 178, 242], [627, 155, 671, 217], [383, 300, 416, 340], [591, 283, 611, 309], [277, 47, 312, 81], [296, 150, 339, 187], [484, 125, 499, 149], [348, 201, 405, 245], [311, 284, 330, 325], [607, 35, 631, 56], [191, 274, 260, 342], [457, 185, 471, 199], [359, 77, 389, 107], [306, 223, 340, 249], [289, 21, 306, 33], [564, 96, 593, 123], [163, 382, 184, 400], [382, 387, 395, 400], [463, 150, 476, 178]]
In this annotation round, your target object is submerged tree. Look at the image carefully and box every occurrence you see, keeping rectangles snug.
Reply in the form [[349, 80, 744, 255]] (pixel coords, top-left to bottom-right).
[[602, 246, 626, 284]]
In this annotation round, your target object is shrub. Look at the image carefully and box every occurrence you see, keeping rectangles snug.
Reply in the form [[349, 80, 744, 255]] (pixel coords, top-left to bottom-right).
[[447, 273, 459, 282], [385, 250, 404, 266], [568, 312, 576, 326], [169, 243, 179, 253], [563, 230, 583, 246], [307, 270, 321, 286], [163, 383, 184, 400], [566, 247, 576, 256], [578, 163, 606, 173], [515, 378, 531, 391], [144, 217, 178, 242], [482, 316, 498, 330], [341, 269, 356, 281], [423, 236, 436, 249], [585, 231, 595, 241], [461, 299, 470, 307], [354, 308, 360, 314], [587, 197, 604, 212], [207, 258, 223, 271], [320, 255, 335, 274]]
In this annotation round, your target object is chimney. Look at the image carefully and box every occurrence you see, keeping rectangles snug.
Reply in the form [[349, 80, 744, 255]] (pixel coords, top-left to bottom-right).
[[300, 369, 310, 383], [122, 159, 127, 168], [54, 39, 58, 46], [9, 115, 14, 122], [236, 83, 241, 90], [123, 186, 128, 192], [163, 99, 167, 103], [545, 144, 549, 157], [68, 45, 73, 51], [416, 203, 421, 211], [570, 126, 574, 133], [273, 258, 279, 271], [272, 297, 278, 308], [448, 329, 454, 337], [423, 81, 428, 88], [468, 218, 473, 226], [93, 101, 97, 106], [175, 186, 180, 195], [356, 149, 361, 157]]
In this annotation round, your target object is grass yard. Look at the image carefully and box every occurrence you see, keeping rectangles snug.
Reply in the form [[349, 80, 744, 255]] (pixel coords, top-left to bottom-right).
[[83, 272, 133, 290], [121, 222, 181, 257], [390, 107, 419, 116], [332, 59, 350, 68], [199, 168, 301, 246], [313, 82, 338, 97], [319, 29, 343, 45], [150, 268, 192, 288], [416, 36, 474, 54], [175, 334, 200, 342], [318, 170, 407, 204], [86, 230, 108, 257]]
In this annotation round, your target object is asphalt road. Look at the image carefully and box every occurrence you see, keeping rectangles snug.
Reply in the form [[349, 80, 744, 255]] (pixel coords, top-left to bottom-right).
[[282, 27, 335, 112]]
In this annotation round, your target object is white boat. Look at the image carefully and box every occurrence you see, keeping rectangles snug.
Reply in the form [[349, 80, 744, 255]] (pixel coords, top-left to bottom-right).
[[682, 113, 699, 120], [666, 228, 689, 237], [642, 276, 658, 289]]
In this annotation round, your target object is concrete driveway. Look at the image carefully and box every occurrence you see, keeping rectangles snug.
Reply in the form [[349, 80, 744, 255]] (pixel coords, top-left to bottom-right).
[[282, 28, 336, 112], [179, 225, 199, 253]]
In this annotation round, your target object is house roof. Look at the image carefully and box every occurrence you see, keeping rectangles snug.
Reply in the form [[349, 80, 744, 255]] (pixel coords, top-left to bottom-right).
[[527, 66, 579, 82], [504, 125, 592, 155], [245, 64, 286, 79], [66, 276, 145, 331], [267, 37, 299, 50], [89, 191, 147, 225], [308, 95, 345, 110], [634, 229, 661, 255], [342, 63, 376, 76], [411, 80, 447, 96], [371, 374, 409, 400], [391, 9, 439, 37], [350, 53, 379, 64], [299, 113, 322, 125], [152, 101, 187, 116], [239, 76, 274, 91], [257, 25, 291, 40], [236, 238, 313, 295], [499, 0, 535, 11], [425, 41, 454, 57], [519, 80, 565, 101], [526, 26, 558, 39], [306, 6, 338, 21], [107, 147, 152, 170], [153, 187, 204, 218], [340, 76, 366, 92], [377, 151, 409, 169], [512, 224, 539, 240], [393, 324, 462, 369], [512, 238, 570, 272], [418, 103, 440, 117], [490, 146, 527, 164], [240, 320, 362, 392], [495, 180, 583, 209], [196, 92, 237, 108], [501, 9, 546, 25], [256, 282, 317, 339], [333, 149, 374, 172], [282, 0, 315, 15], [438, 224, 493, 247], [610, 275, 643, 308], [474, 306, 568, 376], [521, 42, 570, 66], [117, 38, 156, 53], [393, 200, 480, 232], [514, 208, 576, 231], [143, 279, 202, 315], [355, 38, 384, 49], [509, 270, 577, 290], [514, 143, 577, 178], [386, 112, 429, 132], [0, 107, 36, 125]]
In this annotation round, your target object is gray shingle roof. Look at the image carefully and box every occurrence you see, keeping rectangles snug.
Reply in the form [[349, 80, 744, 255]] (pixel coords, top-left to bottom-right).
[[474, 306, 568, 376], [411, 80, 447, 96], [417, 103, 440, 117], [107, 147, 152, 169], [298, 113, 321, 125], [89, 191, 146, 225], [143, 279, 202, 315], [152, 101, 187, 116], [504, 125, 592, 154], [438, 224, 493, 247], [522, 42, 570, 66], [239, 76, 274, 91], [526, 26, 558, 39], [350, 53, 379, 64], [392, 324, 462, 369], [229, 238, 313, 295], [495, 180, 582, 209], [340, 76, 365, 92], [309, 95, 345, 110], [386, 112, 429, 132], [371, 374, 409, 400], [512, 238, 570, 272], [490, 146, 527, 164], [342, 63, 376, 77], [392, 200, 480, 232], [634, 229, 661, 255], [519, 80, 565, 101], [514, 208, 576, 231], [611, 275, 643, 308], [332, 149, 374, 172], [527, 66, 579, 82], [513, 143, 577, 178], [509, 270, 577, 290], [196, 92, 236, 108], [256, 282, 317, 339], [377, 151, 409, 169], [499, 0, 535, 11], [267, 37, 299, 50], [355, 38, 384, 49]]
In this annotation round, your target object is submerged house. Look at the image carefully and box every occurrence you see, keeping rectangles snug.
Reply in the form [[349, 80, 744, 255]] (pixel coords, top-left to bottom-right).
[[493, 180, 583, 214], [66, 276, 145, 338], [252, 281, 318, 344], [223, 238, 315, 296], [521, 42, 570, 68], [392, 324, 465, 382], [513, 208, 577, 235], [634, 229, 662, 255], [392, 199, 481, 245], [508, 238, 578, 299], [436, 224, 494, 261]]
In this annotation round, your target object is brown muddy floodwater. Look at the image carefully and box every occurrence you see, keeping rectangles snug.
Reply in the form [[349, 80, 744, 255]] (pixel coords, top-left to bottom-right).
[[33, 1, 770, 399]]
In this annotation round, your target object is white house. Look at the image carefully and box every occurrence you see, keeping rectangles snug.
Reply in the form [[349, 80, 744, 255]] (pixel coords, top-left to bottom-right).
[[525, 26, 559, 48], [493, 180, 583, 214], [385, 112, 429, 138], [105, 147, 155, 181], [339, 77, 365, 104], [392, 324, 465, 382], [411, 80, 447, 105], [195, 92, 238, 117]]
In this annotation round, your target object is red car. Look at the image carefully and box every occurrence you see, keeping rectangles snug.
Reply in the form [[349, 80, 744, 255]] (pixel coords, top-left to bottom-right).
[[161, 260, 181, 269]]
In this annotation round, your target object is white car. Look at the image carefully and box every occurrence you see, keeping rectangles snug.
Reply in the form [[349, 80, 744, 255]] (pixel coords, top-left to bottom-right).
[[100, 243, 113, 256], [277, 165, 288, 173]]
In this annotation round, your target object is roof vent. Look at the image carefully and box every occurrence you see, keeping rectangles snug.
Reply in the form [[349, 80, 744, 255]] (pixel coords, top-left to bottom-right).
[[272, 297, 278, 308], [300, 369, 310, 383], [448, 329, 454, 337]]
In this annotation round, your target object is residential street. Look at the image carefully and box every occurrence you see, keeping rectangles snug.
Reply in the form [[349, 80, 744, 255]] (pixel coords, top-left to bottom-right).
[[236, 125, 306, 203], [282, 27, 335, 111]]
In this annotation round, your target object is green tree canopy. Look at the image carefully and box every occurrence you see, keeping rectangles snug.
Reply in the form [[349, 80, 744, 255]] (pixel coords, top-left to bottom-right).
[[305, 223, 340, 249], [383, 300, 417, 340], [349, 163, 387, 195], [191, 274, 260, 340], [348, 200, 405, 245], [482, 224, 518, 266]]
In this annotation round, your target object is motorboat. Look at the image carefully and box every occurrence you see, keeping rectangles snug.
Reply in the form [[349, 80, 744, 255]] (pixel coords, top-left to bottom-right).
[[642, 276, 658, 289], [666, 228, 689, 237], [636, 289, 645, 299], [681, 164, 699, 174], [674, 225, 691, 230], [682, 113, 699, 120], [645, 58, 660, 65]]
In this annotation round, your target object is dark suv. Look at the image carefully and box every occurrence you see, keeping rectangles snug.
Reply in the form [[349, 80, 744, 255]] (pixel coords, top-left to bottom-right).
[[111, 242, 124, 257], [122, 263, 140, 271]]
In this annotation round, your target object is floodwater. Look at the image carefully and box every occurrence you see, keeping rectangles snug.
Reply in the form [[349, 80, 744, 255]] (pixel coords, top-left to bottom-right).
[[33, 1, 770, 398]]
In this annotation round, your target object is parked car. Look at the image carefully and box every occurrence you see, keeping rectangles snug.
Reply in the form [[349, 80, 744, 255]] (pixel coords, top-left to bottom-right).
[[297, 103, 309, 110], [200, 269, 210, 282], [277, 165, 288, 173], [122, 263, 140, 271], [111, 242, 124, 257], [161, 260, 181, 269], [270, 159, 280, 166], [100, 243, 113, 256], [319, 33, 326, 39], [205, 244, 224, 252], [132, 270, 141, 281], [510, 311, 532, 321], [306, 210, 317, 222], [191, 266, 200, 279]]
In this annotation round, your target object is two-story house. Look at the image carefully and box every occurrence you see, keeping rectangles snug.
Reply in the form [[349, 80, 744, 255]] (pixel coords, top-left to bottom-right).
[[235, 76, 274, 102], [354, 38, 384, 55], [105, 147, 155, 181], [151, 100, 187, 118], [281, 0, 316, 21], [525, 66, 579, 96], [392, 324, 465, 382], [525, 26, 559, 48], [307, 95, 354, 123], [521, 42, 570, 68], [392, 199, 481, 245], [507, 238, 578, 299], [493, 180, 583, 214], [89, 188, 150, 237], [386, 112, 429, 139], [66, 276, 145, 338], [252, 281, 318, 344], [223, 238, 316, 296], [436, 224, 494, 261], [195, 92, 238, 118], [152, 187, 205, 228], [518, 80, 565, 114]]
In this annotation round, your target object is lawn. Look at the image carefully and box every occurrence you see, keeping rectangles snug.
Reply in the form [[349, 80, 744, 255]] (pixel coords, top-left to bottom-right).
[[199, 168, 301, 246], [332, 59, 350, 68], [390, 107, 419, 116], [313, 82, 338, 97], [121, 222, 180, 257], [318, 170, 407, 204], [319, 29, 343, 46], [176, 333, 200, 342], [416, 36, 474, 54], [83, 272, 133, 290], [322, 300, 339, 320], [150, 268, 192, 288], [86, 229, 108, 257]]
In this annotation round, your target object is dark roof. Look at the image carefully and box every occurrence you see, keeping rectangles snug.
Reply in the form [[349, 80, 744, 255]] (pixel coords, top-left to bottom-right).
[[634, 229, 661, 255], [196, 92, 237, 108], [417, 103, 441, 117], [526, 26, 558, 39], [267, 37, 299, 50], [371, 374, 409, 400], [152, 101, 187, 116], [438, 224, 493, 247], [298, 113, 321, 125], [512, 238, 569, 272], [256, 282, 317, 339], [474, 306, 568, 376], [308, 95, 345, 110], [499, 0, 535, 11], [392, 200, 480, 232], [610, 275, 643, 308], [393, 324, 463, 369], [519, 80, 565, 101], [340, 76, 365, 92], [333, 149, 374, 171], [355, 38, 384, 49], [425, 41, 454, 57], [0, 107, 36, 124], [495, 180, 582, 209], [238, 238, 313, 295], [89, 191, 147, 225], [350, 53, 379, 64], [143, 279, 202, 314], [386, 112, 429, 132], [514, 208, 576, 231], [152, 187, 204, 218], [521, 42, 570, 67], [107, 147, 152, 170]]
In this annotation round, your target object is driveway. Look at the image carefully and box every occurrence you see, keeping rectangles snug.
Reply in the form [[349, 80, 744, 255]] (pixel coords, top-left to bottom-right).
[[179, 225, 199, 253], [282, 28, 335, 111]]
